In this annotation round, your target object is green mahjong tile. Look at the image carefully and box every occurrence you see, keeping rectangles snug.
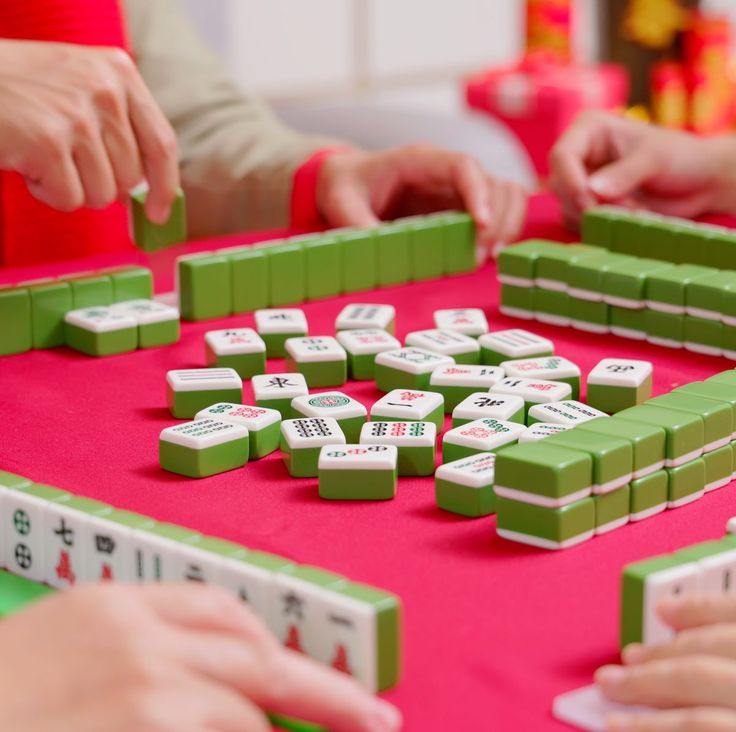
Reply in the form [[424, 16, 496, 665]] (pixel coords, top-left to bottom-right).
[[647, 393, 731, 451], [545, 430, 633, 491], [645, 310, 684, 345], [609, 305, 646, 338], [374, 222, 411, 286], [138, 319, 180, 349], [616, 405, 704, 465], [68, 275, 113, 309], [567, 251, 628, 295], [594, 483, 630, 533], [64, 322, 138, 357], [264, 241, 306, 306], [178, 254, 232, 320], [676, 537, 736, 565], [611, 216, 662, 258], [497, 240, 559, 282], [26, 281, 71, 349], [230, 248, 269, 314], [106, 509, 157, 531], [246, 420, 281, 460], [159, 433, 249, 478], [380, 404, 445, 432], [707, 370, 736, 387], [684, 315, 722, 351], [299, 235, 342, 300], [0, 470, 32, 490], [0, 571, 53, 618], [435, 475, 495, 517], [700, 230, 736, 270], [268, 714, 326, 732], [724, 325, 736, 356], [405, 217, 444, 281], [602, 259, 676, 305], [500, 284, 536, 316], [62, 496, 113, 517], [434, 211, 475, 275], [374, 364, 434, 393], [256, 396, 294, 420], [581, 207, 626, 248], [18, 483, 71, 502], [0, 287, 32, 356], [577, 417, 665, 477], [278, 564, 346, 589], [494, 443, 592, 502], [569, 297, 608, 329], [338, 229, 377, 292], [212, 352, 265, 380], [285, 360, 347, 389], [703, 445, 733, 490], [675, 381, 736, 428], [535, 243, 601, 287], [194, 536, 248, 560], [106, 266, 154, 302], [145, 523, 201, 550], [645, 264, 714, 310], [319, 468, 397, 500], [495, 495, 595, 548], [281, 442, 323, 478], [687, 271, 736, 317], [629, 470, 668, 520], [131, 187, 187, 252], [534, 289, 569, 320], [666, 458, 706, 506], [667, 223, 731, 267]]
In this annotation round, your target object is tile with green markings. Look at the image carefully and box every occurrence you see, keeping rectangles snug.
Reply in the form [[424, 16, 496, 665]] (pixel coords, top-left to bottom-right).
[[666, 458, 705, 508], [683, 315, 723, 356], [337, 229, 377, 292], [228, 247, 269, 314], [131, 186, 187, 251], [499, 284, 536, 319], [318, 444, 398, 500], [195, 403, 282, 460], [136, 522, 202, 582], [0, 287, 31, 356], [360, 420, 435, 476], [178, 254, 232, 321], [645, 264, 714, 313], [629, 470, 668, 521], [64, 306, 138, 357], [703, 445, 733, 492], [28, 280, 72, 349], [594, 483, 630, 535], [281, 418, 346, 478], [602, 259, 675, 308], [686, 271, 736, 320], [535, 243, 601, 290], [373, 222, 411, 286], [297, 235, 342, 300]]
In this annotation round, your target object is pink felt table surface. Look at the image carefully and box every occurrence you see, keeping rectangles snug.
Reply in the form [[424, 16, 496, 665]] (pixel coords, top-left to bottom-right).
[[2, 194, 736, 731]]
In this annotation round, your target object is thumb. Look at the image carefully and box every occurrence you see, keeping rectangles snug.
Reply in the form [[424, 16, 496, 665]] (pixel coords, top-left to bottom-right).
[[588, 147, 660, 202]]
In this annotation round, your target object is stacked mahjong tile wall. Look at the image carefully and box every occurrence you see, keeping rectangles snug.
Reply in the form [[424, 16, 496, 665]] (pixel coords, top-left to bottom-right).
[[177, 212, 476, 321], [498, 239, 736, 357]]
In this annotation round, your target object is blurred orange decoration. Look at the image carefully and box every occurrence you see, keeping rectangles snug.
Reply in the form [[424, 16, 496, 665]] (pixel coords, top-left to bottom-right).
[[525, 0, 573, 67]]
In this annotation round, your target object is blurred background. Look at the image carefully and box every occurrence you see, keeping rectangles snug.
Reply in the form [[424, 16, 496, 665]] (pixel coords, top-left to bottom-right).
[[180, 0, 736, 187]]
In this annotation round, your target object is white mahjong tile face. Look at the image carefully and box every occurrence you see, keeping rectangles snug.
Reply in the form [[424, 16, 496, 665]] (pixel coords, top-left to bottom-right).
[[318, 444, 398, 471], [404, 329, 480, 357], [435, 452, 496, 488], [44, 502, 99, 589], [433, 308, 489, 336], [370, 389, 444, 420], [281, 418, 345, 449], [254, 308, 308, 334], [452, 393, 524, 422], [285, 337, 347, 363], [643, 564, 699, 644], [110, 299, 179, 325], [479, 329, 554, 358], [2, 491, 56, 582], [360, 420, 436, 447], [501, 356, 580, 380], [166, 368, 242, 392], [490, 377, 572, 404], [697, 547, 736, 594], [518, 422, 571, 443], [64, 307, 137, 333], [429, 364, 504, 389], [374, 348, 455, 374], [527, 401, 608, 426], [335, 304, 395, 331], [444, 419, 525, 451], [335, 329, 401, 356], [195, 403, 281, 430], [86, 515, 149, 584], [160, 419, 249, 449], [218, 556, 276, 624], [292, 392, 366, 420], [251, 373, 308, 401], [204, 328, 266, 355], [587, 358, 653, 388]]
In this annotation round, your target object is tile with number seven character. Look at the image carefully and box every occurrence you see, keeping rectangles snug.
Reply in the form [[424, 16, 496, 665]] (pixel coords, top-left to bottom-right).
[[490, 377, 572, 416], [518, 422, 571, 444], [195, 403, 281, 459], [374, 348, 455, 392], [335, 303, 396, 333], [429, 364, 505, 411], [500, 356, 582, 399], [335, 329, 401, 380], [64, 306, 138, 356], [451, 392, 525, 427], [442, 418, 525, 463], [291, 392, 367, 442], [45, 496, 113, 588], [527, 400, 608, 427], [318, 444, 399, 500], [204, 328, 266, 378], [254, 308, 308, 358], [281, 418, 346, 477], [586, 358, 653, 414], [433, 308, 489, 337], [166, 367, 242, 419], [478, 329, 554, 366], [252, 372, 309, 418], [435, 452, 497, 517], [370, 389, 444, 431], [110, 299, 180, 348], [404, 329, 480, 364], [360, 420, 436, 476], [285, 336, 347, 388]]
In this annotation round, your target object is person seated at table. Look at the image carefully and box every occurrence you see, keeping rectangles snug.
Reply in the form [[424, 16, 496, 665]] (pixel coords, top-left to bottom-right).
[[0, 0, 527, 269], [596, 593, 736, 731], [549, 110, 736, 229]]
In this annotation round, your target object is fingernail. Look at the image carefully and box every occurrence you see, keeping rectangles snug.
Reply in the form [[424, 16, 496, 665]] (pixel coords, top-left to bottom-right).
[[596, 665, 627, 687], [607, 713, 633, 731], [589, 173, 614, 198], [621, 643, 645, 664], [147, 202, 171, 225], [372, 699, 402, 731]]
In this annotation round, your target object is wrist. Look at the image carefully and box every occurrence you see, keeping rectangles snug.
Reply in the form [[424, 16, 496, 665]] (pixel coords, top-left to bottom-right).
[[705, 135, 736, 216], [314, 148, 364, 221]]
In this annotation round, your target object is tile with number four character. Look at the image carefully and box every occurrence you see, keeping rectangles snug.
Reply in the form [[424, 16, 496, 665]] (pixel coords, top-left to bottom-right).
[[586, 358, 653, 414], [405, 329, 480, 364], [335, 329, 401, 380], [318, 444, 398, 500], [281, 418, 346, 477], [360, 420, 436, 476], [429, 364, 505, 411], [252, 372, 309, 418], [110, 299, 180, 348], [254, 308, 308, 358], [204, 328, 266, 378], [370, 389, 445, 431], [479, 329, 553, 366], [527, 400, 608, 427], [291, 392, 367, 442], [374, 348, 455, 392], [166, 368, 243, 419], [451, 392, 525, 427], [442, 418, 525, 463], [433, 308, 489, 337], [195, 403, 281, 459], [335, 303, 396, 333], [435, 452, 497, 517], [500, 356, 581, 399], [285, 336, 347, 388]]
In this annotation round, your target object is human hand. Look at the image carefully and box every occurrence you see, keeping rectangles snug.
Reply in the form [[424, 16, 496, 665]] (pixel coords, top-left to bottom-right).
[[317, 145, 528, 261], [0, 40, 179, 222], [549, 110, 736, 228], [0, 583, 401, 732], [596, 595, 736, 731]]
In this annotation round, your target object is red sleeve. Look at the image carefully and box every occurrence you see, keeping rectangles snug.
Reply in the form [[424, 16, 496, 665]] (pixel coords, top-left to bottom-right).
[[290, 147, 353, 230]]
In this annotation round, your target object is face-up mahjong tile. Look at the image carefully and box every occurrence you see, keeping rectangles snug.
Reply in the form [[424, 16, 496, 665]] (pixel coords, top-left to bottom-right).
[[254, 308, 308, 334], [451, 392, 525, 426], [285, 336, 346, 363], [281, 418, 346, 449], [478, 329, 554, 365], [527, 400, 608, 427], [434, 451, 497, 517], [318, 444, 399, 499], [336, 328, 401, 355], [518, 422, 571, 444], [490, 377, 572, 406], [404, 329, 480, 363], [500, 356, 581, 398], [166, 368, 243, 419], [442, 418, 526, 462], [291, 392, 366, 420], [433, 308, 489, 337], [64, 306, 138, 356], [335, 304, 396, 332], [110, 298, 179, 323], [133, 523, 202, 583], [429, 364, 504, 389], [586, 358, 654, 413], [375, 348, 455, 375], [205, 328, 265, 356], [370, 389, 444, 429]]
